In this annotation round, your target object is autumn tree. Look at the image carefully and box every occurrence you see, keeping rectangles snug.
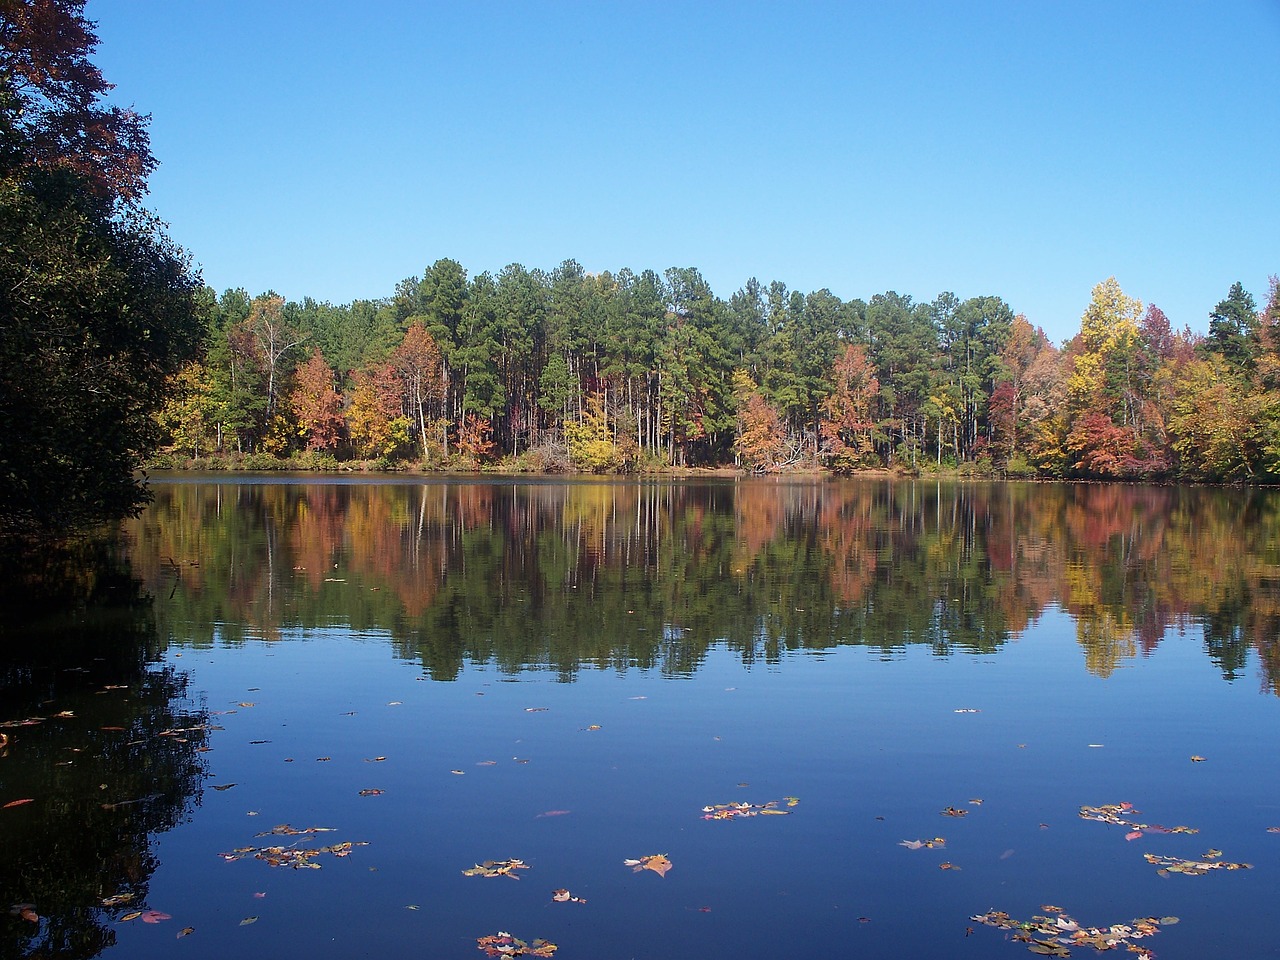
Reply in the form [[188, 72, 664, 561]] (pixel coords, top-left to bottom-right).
[[289, 348, 344, 452], [390, 321, 446, 460], [345, 363, 409, 460], [732, 371, 786, 472], [819, 343, 880, 472]]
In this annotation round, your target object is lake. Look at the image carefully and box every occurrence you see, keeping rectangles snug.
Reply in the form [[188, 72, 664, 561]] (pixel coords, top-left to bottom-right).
[[2, 477, 1278, 959]]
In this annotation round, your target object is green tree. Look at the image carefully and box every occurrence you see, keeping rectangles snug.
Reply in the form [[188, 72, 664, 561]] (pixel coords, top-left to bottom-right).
[[1, 0, 202, 533]]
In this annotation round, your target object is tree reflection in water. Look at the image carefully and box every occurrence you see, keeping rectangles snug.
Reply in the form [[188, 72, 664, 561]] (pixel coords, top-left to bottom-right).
[[0, 536, 207, 959], [126, 477, 1280, 691]]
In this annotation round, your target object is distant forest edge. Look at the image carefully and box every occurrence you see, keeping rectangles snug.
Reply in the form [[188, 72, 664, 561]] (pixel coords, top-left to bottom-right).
[[155, 262, 1280, 482]]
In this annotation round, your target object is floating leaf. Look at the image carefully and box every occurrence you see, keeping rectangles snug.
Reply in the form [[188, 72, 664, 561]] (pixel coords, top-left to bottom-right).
[[476, 932, 557, 957], [405, 905, 420, 911], [19, 907, 38, 923], [451, 770, 465, 775], [551, 889, 586, 903], [101, 893, 136, 907], [899, 838, 945, 850], [524, 708, 549, 713], [120, 911, 143, 922], [364, 757, 387, 762], [358, 789, 384, 796], [3, 798, 35, 809], [941, 806, 968, 817], [1190, 755, 1207, 762], [1080, 803, 1197, 837], [140, 910, 171, 923], [536, 810, 570, 817], [177, 926, 194, 938], [625, 854, 672, 877], [211, 783, 237, 791], [701, 798, 796, 820], [938, 861, 959, 870], [240, 916, 257, 926], [463, 858, 529, 879]]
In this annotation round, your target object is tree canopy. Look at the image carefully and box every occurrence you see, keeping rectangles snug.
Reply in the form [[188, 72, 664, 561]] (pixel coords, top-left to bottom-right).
[[0, 0, 203, 535]]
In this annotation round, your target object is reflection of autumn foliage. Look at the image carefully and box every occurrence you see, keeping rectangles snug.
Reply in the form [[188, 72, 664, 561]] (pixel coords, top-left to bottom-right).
[[125, 480, 1280, 692]]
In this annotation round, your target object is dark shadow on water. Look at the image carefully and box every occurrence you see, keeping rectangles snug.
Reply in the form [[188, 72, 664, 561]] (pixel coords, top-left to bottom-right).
[[1, 533, 208, 959]]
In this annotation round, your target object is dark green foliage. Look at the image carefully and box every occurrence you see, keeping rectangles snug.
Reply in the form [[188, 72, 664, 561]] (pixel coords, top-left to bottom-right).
[[0, 170, 202, 532]]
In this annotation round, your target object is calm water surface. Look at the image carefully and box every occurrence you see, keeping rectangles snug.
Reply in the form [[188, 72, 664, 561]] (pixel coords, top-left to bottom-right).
[[2, 478, 1278, 959]]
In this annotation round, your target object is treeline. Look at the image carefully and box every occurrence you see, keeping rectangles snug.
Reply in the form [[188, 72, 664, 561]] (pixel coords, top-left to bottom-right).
[[156, 261, 1280, 481]]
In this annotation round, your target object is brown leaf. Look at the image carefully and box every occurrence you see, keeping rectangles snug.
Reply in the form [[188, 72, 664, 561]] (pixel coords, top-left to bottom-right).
[[177, 926, 194, 938], [626, 854, 672, 877]]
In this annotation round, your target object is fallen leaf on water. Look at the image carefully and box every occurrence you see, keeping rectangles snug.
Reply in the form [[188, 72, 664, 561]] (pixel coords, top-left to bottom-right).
[[1144, 850, 1251, 875], [19, 907, 39, 923], [625, 854, 672, 877], [387, 701, 402, 706], [463, 858, 529, 879], [476, 932, 557, 958], [582, 725, 601, 731], [953, 708, 981, 714], [240, 916, 257, 926], [101, 894, 135, 907], [120, 911, 143, 922], [537, 810, 570, 817], [358, 789, 384, 796], [524, 707, 549, 713], [140, 910, 171, 923], [365, 757, 387, 763], [938, 861, 959, 870], [451, 770, 465, 775], [253, 892, 266, 898], [1087, 743, 1104, 748], [551, 889, 586, 903], [1190, 755, 1207, 762], [1125, 830, 1144, 841], [211, 783, 237, 791], [177, 926, 194, 938], [3, 798, 34, 808], [477, 760, 497, 766], [702, 798, 796, 820], [237, 702, 255, 708], [899, 838, 946, 850], [315, 757, 331, 762], [941, 806, 968, 817], [1268, 827, 1280, 833], [968, 798, 984, 805], [405, 905, 419, 911]]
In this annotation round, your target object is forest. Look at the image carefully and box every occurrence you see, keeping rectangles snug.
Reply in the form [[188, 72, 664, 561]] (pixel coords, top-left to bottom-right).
[[157, 264, 1280, 482]]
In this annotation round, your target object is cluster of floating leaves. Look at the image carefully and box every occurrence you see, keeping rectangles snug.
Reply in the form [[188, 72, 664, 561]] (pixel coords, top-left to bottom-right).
[[624, 854, 672, 877], [1143, 850, 1252, 876], [1078, 802, 1198, 840], [219, 824, 367, 869], [463, 859, 530, 879], [476, 932, 557, 957], [700, 797, 798, 820], [1079, 802, 1250, 875], [971, 906, 1177, 957]]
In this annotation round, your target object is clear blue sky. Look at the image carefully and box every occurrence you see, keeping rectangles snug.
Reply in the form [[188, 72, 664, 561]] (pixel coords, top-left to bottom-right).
[[91, 1, 1279, 343]]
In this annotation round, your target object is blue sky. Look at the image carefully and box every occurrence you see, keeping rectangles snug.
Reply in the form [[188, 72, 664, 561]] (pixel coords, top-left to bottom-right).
[[92, 1, 1278, 343]]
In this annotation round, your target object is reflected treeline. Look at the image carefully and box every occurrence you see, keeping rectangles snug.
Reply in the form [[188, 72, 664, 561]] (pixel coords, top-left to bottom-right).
[[0, 538, 208, 959], [126, 479, 1280, 690]]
